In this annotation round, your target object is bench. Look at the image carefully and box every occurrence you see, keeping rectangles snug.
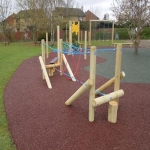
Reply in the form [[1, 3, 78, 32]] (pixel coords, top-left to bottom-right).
[[50, 57, 58, 64], [34, 41, 41, 46], [113, 43, 133, 47], [3, 42, 10, 45]]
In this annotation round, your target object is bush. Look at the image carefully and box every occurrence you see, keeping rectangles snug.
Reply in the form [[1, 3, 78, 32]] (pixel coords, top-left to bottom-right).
[[141, 28, 150, 39], [114, 28, 130, 40]]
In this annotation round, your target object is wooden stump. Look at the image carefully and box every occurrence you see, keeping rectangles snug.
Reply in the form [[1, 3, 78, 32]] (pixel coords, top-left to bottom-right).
[[108, 101, 118, 123]]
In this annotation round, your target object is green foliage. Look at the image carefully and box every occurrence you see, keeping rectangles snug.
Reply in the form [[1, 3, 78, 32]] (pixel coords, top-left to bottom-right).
[[114, 28, 130, 39], [141, 28, 150, 39], [0, 42, 41, 150]]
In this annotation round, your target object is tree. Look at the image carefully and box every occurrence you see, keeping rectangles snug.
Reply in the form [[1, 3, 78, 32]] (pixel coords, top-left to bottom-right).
[[0, 0, 13, 41], [16, 0, 76, 41], [111, 0, 150, 54]]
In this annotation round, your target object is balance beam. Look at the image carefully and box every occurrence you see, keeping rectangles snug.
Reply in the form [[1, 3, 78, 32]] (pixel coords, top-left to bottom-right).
[[92, 89, 124, 107]]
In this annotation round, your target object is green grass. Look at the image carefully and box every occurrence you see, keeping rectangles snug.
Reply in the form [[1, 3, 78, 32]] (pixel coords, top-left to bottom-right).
[[0, 40, 126, 149], [0, 42, 41, 150]]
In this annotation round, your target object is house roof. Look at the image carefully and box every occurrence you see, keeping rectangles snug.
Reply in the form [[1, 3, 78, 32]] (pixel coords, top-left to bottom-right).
[[55, 7, 85, 17], [85, 10, 99, 21]]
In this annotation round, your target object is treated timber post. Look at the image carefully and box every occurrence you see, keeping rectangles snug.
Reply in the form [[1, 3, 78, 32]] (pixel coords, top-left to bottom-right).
[[78, 21, 80, 43], [84, 31, 87, 60], [41, 39, 45, 79], [46, 32, 48, 58], [108, 43, 122, 123], [59, 39, 63, 75], [113, 44, 122, 104], [89, 46, 96, 122], [89, 21, 91, 45], [57, 26, 60, 62], [69, 21, 72, 54]]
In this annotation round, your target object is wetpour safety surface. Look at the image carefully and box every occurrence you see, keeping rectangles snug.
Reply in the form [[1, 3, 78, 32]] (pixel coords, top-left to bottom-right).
[[4, 49, 150, 150]]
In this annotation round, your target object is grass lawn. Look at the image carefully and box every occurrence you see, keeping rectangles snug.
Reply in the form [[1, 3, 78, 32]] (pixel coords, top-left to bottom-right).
[[0, 42, 41, 150], [0, 40, 126, 149]]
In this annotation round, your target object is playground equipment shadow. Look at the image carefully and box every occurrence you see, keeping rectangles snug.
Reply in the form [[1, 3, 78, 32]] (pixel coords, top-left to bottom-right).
[[4, 49, 150, 150]]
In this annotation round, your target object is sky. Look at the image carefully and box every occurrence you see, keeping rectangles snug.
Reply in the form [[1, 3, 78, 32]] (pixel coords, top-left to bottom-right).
[[76, 0, 114, 19]]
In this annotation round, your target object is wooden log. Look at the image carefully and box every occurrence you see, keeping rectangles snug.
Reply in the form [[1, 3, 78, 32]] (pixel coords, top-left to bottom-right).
[[84, 31, 87, 60], [46, 32, 48, 58], [92, 89, 124, 107], [62, 54, 76, 81], [114, 44, 122, 104], [57, 26, 60, 62], [108, 101, 118, 123], [89, 46, 96, 122], [45, 63, 60, 69], [78, 21, 80, 43], [39, 56, 52, 89], [41, 39, 45, 79], [59, 39, 63, 75], [95, 71, 125, 96], [48, 68, 55, 76], [65, 79, 93, 106]]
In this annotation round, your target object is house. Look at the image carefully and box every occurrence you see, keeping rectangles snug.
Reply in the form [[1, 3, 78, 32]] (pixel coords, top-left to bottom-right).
[[53, 7, 85, 22]]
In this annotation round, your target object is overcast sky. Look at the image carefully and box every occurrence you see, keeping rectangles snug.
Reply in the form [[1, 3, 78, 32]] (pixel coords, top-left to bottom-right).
[[76, 0, 114, 19]]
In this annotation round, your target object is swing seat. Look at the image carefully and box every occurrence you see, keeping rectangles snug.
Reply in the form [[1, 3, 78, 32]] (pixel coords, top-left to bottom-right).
[[50, 57, 58, 64]]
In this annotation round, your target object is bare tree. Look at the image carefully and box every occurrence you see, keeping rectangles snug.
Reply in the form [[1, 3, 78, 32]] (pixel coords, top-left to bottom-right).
[[111, 0, 150, 54], [0, 0, 13, 41], [89, 5, 102, 19]]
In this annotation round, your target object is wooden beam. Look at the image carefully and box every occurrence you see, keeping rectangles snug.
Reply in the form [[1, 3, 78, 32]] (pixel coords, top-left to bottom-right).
[[89, 46, 96, 122], [39, 56, 52, 89], [92, 89, 124, 107], [65, 79, 93, 106], [95, 71, 125, 96]]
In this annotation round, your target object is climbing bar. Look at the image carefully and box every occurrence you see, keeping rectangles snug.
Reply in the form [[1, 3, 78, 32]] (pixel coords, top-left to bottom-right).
[[92, 89, 124, 107]]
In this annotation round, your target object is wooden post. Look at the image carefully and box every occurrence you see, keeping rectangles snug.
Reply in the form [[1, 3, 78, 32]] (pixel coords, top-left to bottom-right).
[[57, 26, 60, 62], [84, 31, 87, 60], [89, 21, 91, 45], [69, 21, 72, 54], [78, 21, 80, 43], [81, 30, 82, 42], [95, 71, 125, 96], [113, 44, 122, 104], [46, 32, 48, 58], [108, 101, 118, 123], [41, 39, 45, 79], [59, 39, 63, 75], [108, 43, 122, 123], [65, 79, 93, 105], [39, 56, 52, 89], [89, 46, 96, 122], [112, 21, 114, 45], [93, 89, 124, 107]]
